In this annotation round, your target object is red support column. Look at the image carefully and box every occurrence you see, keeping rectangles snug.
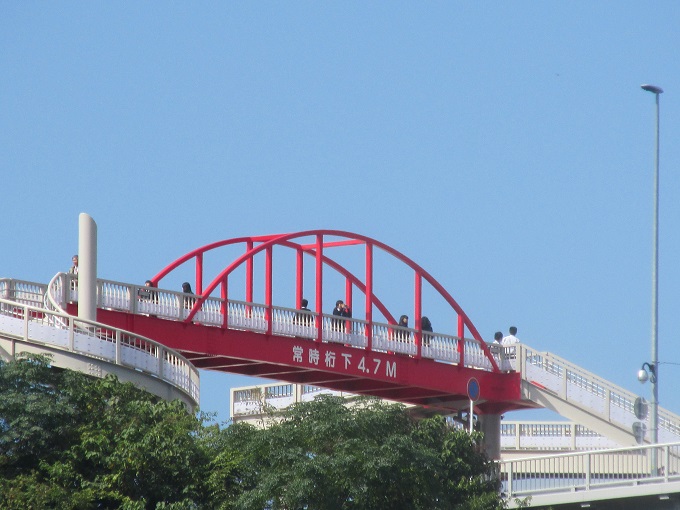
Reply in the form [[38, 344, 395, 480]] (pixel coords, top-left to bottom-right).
[[195, 254, 203, 295], [345, 278, 352, 334], [220, 277, 228, 328], [245, 241, 253, 316], [415, 273, 422, 358], [315, 235, 323, 343], [296, 248, 303, 308], [365, 243, 373, 351], [265, 246, 273, 335], [246, 241, 254, 304], [458, 315, 465, 367]]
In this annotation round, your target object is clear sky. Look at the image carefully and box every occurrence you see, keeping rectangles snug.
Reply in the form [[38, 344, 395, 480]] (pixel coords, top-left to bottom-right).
[[2, 3, 679, 427]]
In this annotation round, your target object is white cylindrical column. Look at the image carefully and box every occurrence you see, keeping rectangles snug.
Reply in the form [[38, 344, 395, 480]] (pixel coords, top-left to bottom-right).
[[78, 213, 97, 322], [479, 414, 502, 460]]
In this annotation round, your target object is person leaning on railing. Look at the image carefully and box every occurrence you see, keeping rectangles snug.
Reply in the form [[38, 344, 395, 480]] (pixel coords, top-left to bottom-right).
[[332, 300, 351, 332], [293, 298, 314, 327], [421, 316, 433, 346], [138, 280, 158, 303]]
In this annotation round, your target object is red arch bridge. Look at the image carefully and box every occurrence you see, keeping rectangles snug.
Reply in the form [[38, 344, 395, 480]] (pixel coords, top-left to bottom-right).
[[58, 230, 526, 417], [4, 229, 680, 453]]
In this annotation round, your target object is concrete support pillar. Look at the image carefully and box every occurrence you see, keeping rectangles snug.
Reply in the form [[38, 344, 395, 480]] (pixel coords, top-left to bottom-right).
[[479, 413, 501, 460], [78, 213, 97, 322]]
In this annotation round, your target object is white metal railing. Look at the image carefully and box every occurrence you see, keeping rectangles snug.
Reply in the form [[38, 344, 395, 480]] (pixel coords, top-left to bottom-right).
[[232, 382, 344, 418], [7, 274, 679, 442], [501, 421, 621, 451], [42, 274, 500, 372], [0, 278, 48, 309], [0, 297, 199, 404], [510, 344, 680, 444], [500, 441, 680, 500]]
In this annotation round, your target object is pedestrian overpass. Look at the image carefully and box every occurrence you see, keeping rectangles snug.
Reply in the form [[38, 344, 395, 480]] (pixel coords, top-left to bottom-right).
[[2, 229, 680, 508]]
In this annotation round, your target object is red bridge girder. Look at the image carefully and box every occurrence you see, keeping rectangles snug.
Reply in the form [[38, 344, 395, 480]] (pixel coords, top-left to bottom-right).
[[79, 231, 531, 414]]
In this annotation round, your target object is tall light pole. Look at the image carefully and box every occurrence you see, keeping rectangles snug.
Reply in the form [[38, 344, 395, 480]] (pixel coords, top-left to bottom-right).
[[641, 83, 663, 454]]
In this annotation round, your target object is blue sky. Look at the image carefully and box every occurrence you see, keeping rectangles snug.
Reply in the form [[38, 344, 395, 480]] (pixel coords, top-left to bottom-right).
[[2, 3, 679, 426]]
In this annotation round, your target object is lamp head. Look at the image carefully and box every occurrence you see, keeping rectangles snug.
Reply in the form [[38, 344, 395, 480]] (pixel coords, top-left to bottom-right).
[[638, 369, 650, 383], [641, 84, 664, 94]]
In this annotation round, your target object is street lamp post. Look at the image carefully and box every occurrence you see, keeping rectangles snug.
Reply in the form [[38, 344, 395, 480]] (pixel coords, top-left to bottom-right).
[[641, 83, 663, 469]]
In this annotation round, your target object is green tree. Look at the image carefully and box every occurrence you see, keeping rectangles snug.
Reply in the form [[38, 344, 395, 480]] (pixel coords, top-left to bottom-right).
[[220, 395, 503, 510], [0, 354, 216, 509], [0, 355, 504, 509]]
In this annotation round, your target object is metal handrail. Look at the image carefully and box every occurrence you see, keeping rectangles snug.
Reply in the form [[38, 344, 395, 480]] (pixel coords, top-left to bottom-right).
[[499, 441, 680, 500], [512, 344, 680, 443], [0, 296, 199, 403], [41, 274, 499, 373]]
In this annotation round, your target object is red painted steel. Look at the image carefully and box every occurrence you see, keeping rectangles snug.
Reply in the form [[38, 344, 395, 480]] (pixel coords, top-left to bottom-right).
[[84, 230, 531, 413], [93, 307, 528, 414]]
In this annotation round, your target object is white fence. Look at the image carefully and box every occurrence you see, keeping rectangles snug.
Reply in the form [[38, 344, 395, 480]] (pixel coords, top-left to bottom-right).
[[0, 296, 199, 404], [510, 344, 680, 444], [500, 441, 680, 502], [43, 273, 505, 372]]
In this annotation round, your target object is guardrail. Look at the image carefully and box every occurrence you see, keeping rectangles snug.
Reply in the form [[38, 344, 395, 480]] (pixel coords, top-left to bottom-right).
[[43, 274, 506, 373], [511, 344, 680, 444], [501, 421, 620, 451], [500, 441, 680, 501], [0, 296, 199, 405], [0, 278, 48, 309]]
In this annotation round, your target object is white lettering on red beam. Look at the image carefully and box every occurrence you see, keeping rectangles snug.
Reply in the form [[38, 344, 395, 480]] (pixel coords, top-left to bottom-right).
[[292, 345, 397, 379]]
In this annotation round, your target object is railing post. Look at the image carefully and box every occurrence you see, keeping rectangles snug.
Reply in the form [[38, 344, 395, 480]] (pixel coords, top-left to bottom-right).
[[585, 452, 591, 490], [68, 318, 75, 351], [22, 305, 28, 340], [115, 330, 121, 365]]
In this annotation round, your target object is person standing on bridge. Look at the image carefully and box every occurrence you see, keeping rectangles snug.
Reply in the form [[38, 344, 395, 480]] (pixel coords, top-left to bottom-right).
[[332, 300, 351, 332], [501, 326, 519, 345], [421, 316, 433, 346], [294, 298, 314, 327], [394, 315, 409, 342], [69, 255, 79, 275], [181, 282, 196, 310], [68, 254, 79, 294]]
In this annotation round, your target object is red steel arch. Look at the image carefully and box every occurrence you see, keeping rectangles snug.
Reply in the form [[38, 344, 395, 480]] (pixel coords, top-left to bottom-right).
[[152, 230, 499, 371]]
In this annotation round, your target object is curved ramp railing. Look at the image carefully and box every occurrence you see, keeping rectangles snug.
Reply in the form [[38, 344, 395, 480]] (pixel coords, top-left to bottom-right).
[[509, 343, 680, 444], [0, 278, 48, 309], [500, 441, 680, 507], [44, 274, 504, 373], [0, 295, 199, 405]]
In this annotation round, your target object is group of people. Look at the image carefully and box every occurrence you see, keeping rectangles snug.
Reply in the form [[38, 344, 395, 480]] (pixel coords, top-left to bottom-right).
[[294, 298, 434, 342], [492, 326, 520, 346]]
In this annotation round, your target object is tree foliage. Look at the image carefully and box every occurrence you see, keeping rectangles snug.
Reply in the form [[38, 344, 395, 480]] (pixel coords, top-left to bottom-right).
[[0, 355, 503, 509], [220, 395, 503, 510], [0, 354, 213, 509]]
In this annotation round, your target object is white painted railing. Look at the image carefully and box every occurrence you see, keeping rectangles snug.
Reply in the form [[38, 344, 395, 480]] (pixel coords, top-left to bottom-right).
[[43, 274, 499, 372], [0, 278, 48, 309], [0, 296, 199, 404], [500, 441, 680, 501], [509, 344, 680, 443], [501, 421, 621, 451], [231, 382, 346, 418]]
